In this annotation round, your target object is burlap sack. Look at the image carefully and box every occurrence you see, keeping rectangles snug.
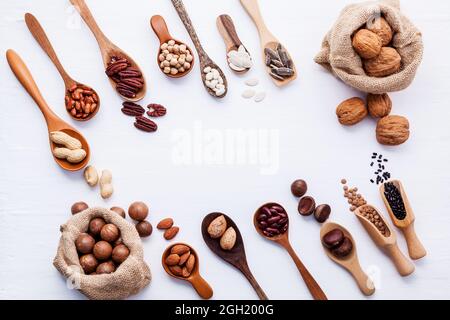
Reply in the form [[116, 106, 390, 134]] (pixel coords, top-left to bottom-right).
[[314, 0, 423, 94], [53, 207, 151, 300]]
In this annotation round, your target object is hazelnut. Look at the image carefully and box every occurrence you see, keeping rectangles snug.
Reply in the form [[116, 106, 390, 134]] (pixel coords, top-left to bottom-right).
[[136, 220, 153, 237], [96, 261, 116, 274], [71, 202, 88, 215], [110, 206, 126, 218], [112, 244, 130, 264], [367, 17, 393, 46], [336, 97, 368, 126], [100, 224, 120, 243], [79, 254, 98, 274], [376, 115, 410, 146], [93, 241, 113, 260], [89, 217, 106, 236], [128, 201, 149, 221], [364, 47, 401, 77], [75, 233, 95, 254], [352, 29, 382, 59], [291, 179, 308, 197], [367, 93, 392, 118]]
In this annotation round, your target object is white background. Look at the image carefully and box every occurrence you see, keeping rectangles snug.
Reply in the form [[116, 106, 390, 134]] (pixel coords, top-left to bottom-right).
[[1, 0, 449, 300]]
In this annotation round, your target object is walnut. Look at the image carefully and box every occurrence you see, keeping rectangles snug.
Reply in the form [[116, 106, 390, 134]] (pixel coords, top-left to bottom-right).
[[367, 17, 393, 46], [367, 93, 392, 118], [336, 97, 368, 126], [364, 47, 401, 77], [376, 115, 410, 146], [352, 29, 382, 59]]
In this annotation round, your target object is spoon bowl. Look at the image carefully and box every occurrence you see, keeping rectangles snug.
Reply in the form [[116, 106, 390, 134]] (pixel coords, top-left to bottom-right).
[[6, 50, 90, 172], [263, 41, 297, 86], [320, 222, 375, 296], [253, 202, 289, 243], [162, 243, 213, 299], [201, 212, 268, 300], [150, 15, 194, 79]]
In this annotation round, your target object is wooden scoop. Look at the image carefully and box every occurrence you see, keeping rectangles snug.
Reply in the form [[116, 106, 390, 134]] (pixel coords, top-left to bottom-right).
[[6, 50, 90, 172], [354, 205, 415, 277], [216, 14, 251, 74], [171, 0, 228, 98], [201, 213, 268, 300], [150, 15, 194, 78], [240, 0, 297, 86], [320, 222, 375, 296], [253, 203, 327, 300], [69, 0, 146, 102], [162, 243, 213, 299], [24, 13, 100, 122], [380, 180, 427, 260]]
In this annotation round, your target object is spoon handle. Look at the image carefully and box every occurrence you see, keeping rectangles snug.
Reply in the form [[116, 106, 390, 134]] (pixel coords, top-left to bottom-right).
[[6, 50, 58, 124], [239, 0, 273, 42], [150, 15, 172, 44], [402, 222, 426, 260], [189, 275, 213, 300], [386, 243, 415, 276], [217, 15, 242, 48], [284, 242, 328, 300], [240, 266, 268, 300], [24, 13, 73, 87], [69, 0, 110, 49], [171, 0, 207, 59], [350, 261, 375, 296]]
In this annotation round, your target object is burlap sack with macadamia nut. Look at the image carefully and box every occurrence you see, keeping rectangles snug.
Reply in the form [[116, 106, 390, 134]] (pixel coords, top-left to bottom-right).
[[314, 0, 423, 94], [53, 207, 151, 300]]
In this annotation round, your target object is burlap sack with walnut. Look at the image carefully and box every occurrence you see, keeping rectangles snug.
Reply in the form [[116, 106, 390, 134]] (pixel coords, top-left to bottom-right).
[[314, 0, 423, 94], [53, 207, 151, 300]]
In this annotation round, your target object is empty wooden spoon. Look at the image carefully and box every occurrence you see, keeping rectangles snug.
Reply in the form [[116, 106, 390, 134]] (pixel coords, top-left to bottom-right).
[[171, 0, 228, 98], [320, 222, 375, 296], [216, 14, 252, 74], [380, 180, 427, 260], [69, 0, 146, 102], [354, 205, 415, 277], [6, 50, 90, 172], [254, 203, 327, 300], [201, 213, 268, 300], [150, 15, 194, 78], [240, 0, 297, 86], [24, 13, 100, 122], [162, 243, 213, 299]]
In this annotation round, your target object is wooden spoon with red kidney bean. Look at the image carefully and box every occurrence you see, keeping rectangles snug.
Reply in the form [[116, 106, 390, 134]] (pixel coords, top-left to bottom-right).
[[254, 203, 328, 300]]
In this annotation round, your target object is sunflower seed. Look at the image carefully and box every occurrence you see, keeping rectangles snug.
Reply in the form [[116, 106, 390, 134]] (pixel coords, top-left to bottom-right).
[[275, 67, 294, 77], [264, 48, 280, 61]]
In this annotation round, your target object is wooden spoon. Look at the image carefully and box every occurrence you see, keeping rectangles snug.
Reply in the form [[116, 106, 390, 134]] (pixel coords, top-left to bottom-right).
[[354, 205, 415, 277], [162, 243, 213, 299], [254, 203, 327, 300], [69, 0, 146, 102], [171, 0, 228, 98], [150, 15, 195, 78], [320, 222, 375, 296], [240, 0, 297, 86], [380, 180, 427, 260], [216, 14, 252, 74], [24, 13, 100, 122], [201, 213, 268, 300], [6, 50, 90, 172]]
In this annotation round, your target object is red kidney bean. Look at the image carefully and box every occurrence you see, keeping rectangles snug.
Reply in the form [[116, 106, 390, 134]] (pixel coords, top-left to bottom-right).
[[256, 204, 289, 238]]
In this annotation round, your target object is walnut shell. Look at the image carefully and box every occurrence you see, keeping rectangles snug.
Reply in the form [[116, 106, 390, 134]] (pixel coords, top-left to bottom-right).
[[336, 97, 368, 126], [367, 17, 393, 46], [367, 93, 392, 118], [352, 29, 382, 59], [376, 115, 410, 146], [364, 47, 401, 77]]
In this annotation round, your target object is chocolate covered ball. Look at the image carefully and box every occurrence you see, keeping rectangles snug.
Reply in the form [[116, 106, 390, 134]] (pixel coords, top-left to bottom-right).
[[128, 202, 149, 221], [291, 180, 308, 198]]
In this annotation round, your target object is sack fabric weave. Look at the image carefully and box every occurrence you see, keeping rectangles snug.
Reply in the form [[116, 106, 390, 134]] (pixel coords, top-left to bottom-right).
[[53, 207, 151, 300], [314, 0, 423, 94]]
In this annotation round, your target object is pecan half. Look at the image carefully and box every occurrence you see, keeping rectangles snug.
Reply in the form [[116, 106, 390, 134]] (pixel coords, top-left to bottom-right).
[[134, 116, 158, 133], [119, 70, 142, 78], [117, 88, 136, 98], [121, 102, 145, 117], [106, 62, 128, 76], [147, 104, 167, 117], [121, 78, 144, 89]]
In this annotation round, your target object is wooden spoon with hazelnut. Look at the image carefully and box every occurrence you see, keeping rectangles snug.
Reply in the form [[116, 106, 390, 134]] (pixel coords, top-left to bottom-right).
[[150, 15, 194, 78], [320, 222, 375, 296], [162, 243, 213, 299], [254, 203, 327, 300], [201, 213, 268, 300], [24, 13, 100, 122], [6, 50, 90, 172], [69, 0, 146, 102]]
